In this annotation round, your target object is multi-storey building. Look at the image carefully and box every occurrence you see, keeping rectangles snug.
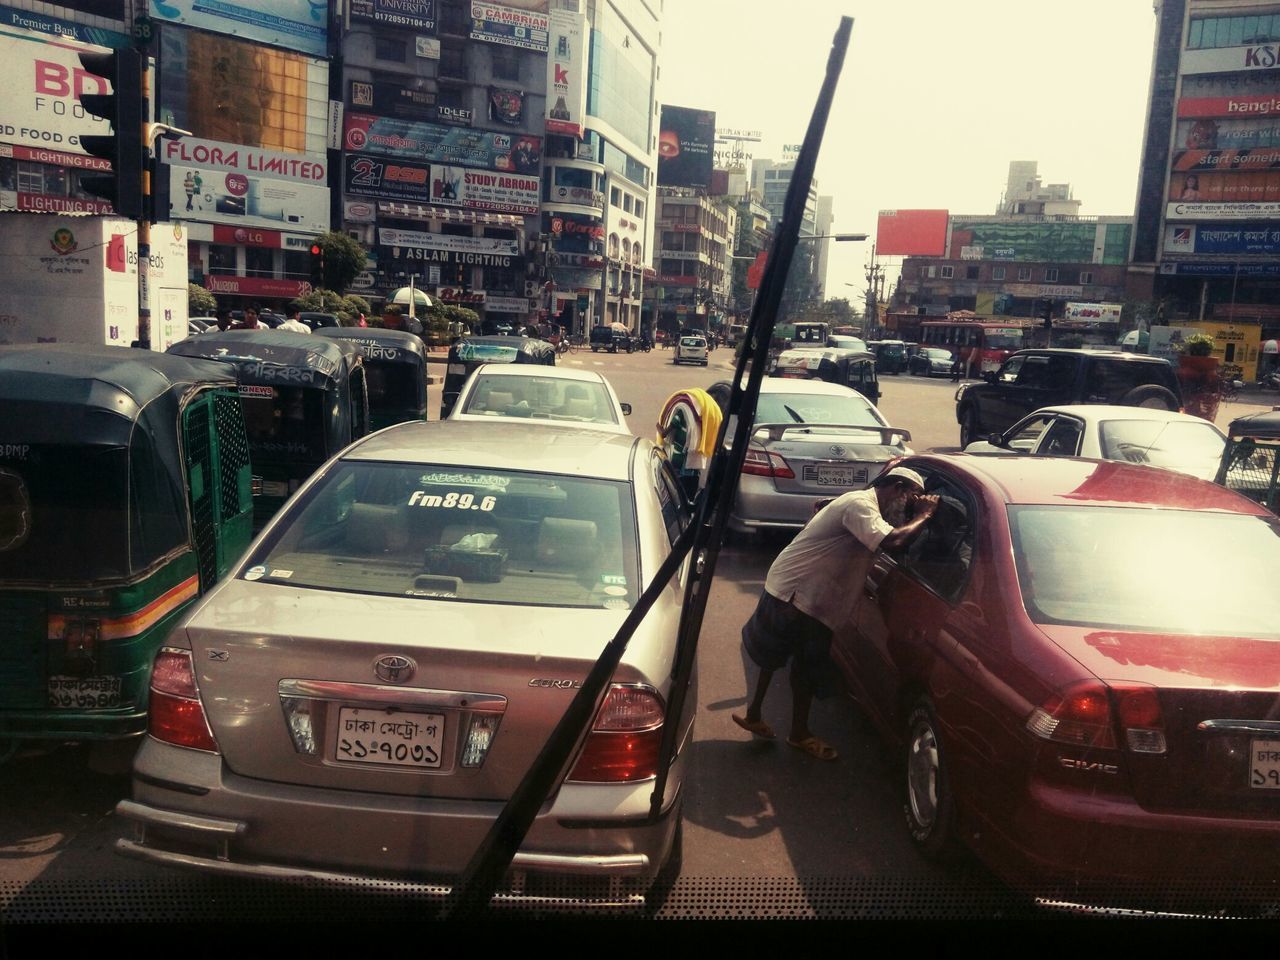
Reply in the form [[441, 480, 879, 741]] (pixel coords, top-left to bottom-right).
[[1128, 0, 1280, 340], [650, 186, 734, 334]]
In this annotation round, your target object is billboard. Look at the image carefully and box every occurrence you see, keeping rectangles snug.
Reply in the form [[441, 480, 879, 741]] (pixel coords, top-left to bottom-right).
[[1175, 117, 1280, 151], [1063, 302, 1123, 323], [488, 87, 527, 126], [345, 156, 538, 214], [161, 137, 329, 233], [149, 0, 327, 57], [657, 105, 715, 189], [1163, 222, 1280, 256], [545, 6, 588, 138], [344, 113, 541, 173], [351, 0, 434, 31], [0, 25, 112, 157], [1180, 44, 1280, 75], [1169, 170, 1280, 203], [469, 2, 549, 51], [947, 219, 1132, 265], [378, 227, 521, 269], [875, 210, 948, 256]]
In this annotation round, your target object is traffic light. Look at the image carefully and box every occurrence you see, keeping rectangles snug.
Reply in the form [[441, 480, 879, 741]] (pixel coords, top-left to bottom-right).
[[77, 49, 143, 220], [309, 242, 325, 290], [1040, 299, 1053, 330]]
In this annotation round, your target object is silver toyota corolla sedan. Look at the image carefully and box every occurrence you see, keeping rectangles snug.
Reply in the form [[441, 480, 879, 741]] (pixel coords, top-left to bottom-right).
[[116, 420, 694, 910], [730, 379, 911, 536]]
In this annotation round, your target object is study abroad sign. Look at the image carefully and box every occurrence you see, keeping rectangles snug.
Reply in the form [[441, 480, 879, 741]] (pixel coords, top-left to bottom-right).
[[345, 156, 538, 214]]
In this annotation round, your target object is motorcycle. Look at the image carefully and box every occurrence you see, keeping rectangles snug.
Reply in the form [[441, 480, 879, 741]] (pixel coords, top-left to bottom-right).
[[638, 335, 653, 352], [1261, 371, 1280, 393]]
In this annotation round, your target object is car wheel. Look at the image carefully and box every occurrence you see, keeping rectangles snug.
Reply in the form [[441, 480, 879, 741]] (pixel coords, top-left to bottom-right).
[[959, 407, 980, 447], [903, 700, 958, 861], [1120, 384, 1179, 411]]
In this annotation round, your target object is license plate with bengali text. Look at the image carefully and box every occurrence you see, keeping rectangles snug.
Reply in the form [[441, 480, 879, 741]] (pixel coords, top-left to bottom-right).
[[816, 465, 865, 486], [335, 707, 445, 769], [48, 675, 122, 709], [1250, 738, 1280, 789]]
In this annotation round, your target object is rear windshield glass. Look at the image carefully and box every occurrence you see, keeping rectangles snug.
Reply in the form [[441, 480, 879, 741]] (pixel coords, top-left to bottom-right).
[[461, 374, 618, 425], [1098, 419, 1225, 476], [756, 392, 885, 428], [456, 342, 519, 363], [681, 338, 705, 348], [240, 389, 328, 462], [1009, 505, 1280, 636], [244, 461, 640, 609], [365, 364, 421, 412]]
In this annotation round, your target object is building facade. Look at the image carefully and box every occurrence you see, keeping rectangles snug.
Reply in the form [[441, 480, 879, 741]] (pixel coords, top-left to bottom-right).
[[650, 186, 734, 334], [1129, 0, 1280, 338]]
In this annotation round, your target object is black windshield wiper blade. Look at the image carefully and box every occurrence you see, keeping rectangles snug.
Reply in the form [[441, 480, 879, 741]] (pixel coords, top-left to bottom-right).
[[782, 404, 805, 423]]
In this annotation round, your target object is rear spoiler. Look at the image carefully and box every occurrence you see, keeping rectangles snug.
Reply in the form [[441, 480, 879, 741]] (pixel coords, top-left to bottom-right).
[[751, 422, 912, 445]]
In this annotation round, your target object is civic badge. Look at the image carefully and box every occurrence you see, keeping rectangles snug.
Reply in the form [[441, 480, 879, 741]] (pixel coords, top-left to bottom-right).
[[374, 654, 416, 684], [829, 444, 847, 458]]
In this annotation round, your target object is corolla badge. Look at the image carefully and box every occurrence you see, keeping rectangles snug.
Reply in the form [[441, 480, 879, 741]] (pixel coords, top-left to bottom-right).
[[829, 445, 847, 458], [374, 654, 416, 684]]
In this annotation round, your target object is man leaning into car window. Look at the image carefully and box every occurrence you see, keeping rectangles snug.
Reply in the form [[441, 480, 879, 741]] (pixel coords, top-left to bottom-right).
[[732, 467, 939, 761]]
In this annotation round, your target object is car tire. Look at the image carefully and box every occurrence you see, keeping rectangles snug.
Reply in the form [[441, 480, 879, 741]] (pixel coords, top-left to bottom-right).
[[959, 407, 980, 447], [903, 700, 958, 861], [1120, 384, 1179, 411]]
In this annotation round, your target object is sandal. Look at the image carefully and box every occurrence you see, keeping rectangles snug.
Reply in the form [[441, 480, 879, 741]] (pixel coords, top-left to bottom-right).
[[731, 714, 776, 740], [787, 736, 838, 761]]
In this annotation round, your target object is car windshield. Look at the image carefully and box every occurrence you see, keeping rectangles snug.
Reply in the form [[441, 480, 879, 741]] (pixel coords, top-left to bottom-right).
[[460, 373, 618, 425], [1098, 419, 1225, 474], [244, 461, 639, 609], [985, 330, 1024, 350], [756, 392, 884, 427], [1009, 505, 1280, 636]]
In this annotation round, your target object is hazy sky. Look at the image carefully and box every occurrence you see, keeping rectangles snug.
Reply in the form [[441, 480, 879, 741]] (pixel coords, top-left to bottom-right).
[[657, 0, 1160, 300]]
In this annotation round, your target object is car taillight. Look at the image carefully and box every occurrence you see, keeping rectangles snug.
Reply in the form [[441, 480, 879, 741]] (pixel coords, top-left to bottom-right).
[[741, 449, 795, 479], [1027, 680, 1167, 755], [148, 647, 219, 753], [569, 684, 665, 783]]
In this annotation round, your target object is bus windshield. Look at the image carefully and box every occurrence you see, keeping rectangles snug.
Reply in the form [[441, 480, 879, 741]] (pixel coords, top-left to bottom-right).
[[985, 327, 1024, 351]]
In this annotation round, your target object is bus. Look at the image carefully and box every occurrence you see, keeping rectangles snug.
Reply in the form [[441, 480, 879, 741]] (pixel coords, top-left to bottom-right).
[[919, 318, 1030, 375]]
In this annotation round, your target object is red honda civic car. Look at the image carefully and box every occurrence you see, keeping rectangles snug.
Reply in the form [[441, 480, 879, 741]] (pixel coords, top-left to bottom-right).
[[831, 453, 1280, 909]]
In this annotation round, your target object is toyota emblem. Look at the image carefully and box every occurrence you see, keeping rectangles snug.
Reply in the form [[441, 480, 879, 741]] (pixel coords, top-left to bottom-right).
[[829, 445, 847, 458], [374, 654, 416, 684]]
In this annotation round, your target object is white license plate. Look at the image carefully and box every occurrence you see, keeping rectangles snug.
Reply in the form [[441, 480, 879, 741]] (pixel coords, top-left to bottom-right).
[[335, 707, 445, 769], [1250, 738, 1280, 789], [48, 675, 122, 709], [816, 465, 865, 486]]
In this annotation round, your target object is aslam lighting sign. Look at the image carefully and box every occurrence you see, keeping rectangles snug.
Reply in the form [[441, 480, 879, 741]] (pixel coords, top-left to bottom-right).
[[875, 209, 948, 257], [0, 25, 111, 157], [469, 2, 549, 52], [148, 0, 327, 58], [351, 0, 434, 31], [545, 6, 587, 138], [343, 113, 541, 173]]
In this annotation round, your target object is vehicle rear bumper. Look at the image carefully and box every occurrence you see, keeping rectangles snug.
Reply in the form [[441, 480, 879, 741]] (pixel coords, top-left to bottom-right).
[[0, 708, 147, 741], [985, 779, 1280, 890], [115, 736, 683, 905], [731, 475, 871, 531]]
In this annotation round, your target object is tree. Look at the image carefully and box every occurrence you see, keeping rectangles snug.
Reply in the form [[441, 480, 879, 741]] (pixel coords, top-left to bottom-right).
[[291, 289, 373, 325], [314, 231, 369, 294], [188, 282, 217, 317]]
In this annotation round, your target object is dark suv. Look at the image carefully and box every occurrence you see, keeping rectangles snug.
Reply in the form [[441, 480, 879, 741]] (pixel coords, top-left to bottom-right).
[[955, 349, 1182, 446], [589, 325, 634, 353]]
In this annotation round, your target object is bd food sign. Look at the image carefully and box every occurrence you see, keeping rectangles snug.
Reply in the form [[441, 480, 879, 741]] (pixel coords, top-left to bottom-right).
[[345, 155, 538, 214], [0, 26, 110, 156]]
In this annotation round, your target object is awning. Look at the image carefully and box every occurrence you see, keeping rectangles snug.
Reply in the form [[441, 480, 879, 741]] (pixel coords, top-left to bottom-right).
[[377, 203, 524, 228], [1264, 339, 1278, 355]]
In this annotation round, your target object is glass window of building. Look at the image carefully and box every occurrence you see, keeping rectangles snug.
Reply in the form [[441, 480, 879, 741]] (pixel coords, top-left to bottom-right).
[[611, 187, 622, 207], [284, 250, 310, 280], [437, 86, 464, 108], [1080, 271, 1093, 285], [439, 43, 466, 77], [992, 266, 1006, 280], [1018, 266, 1032, 281], [635, 199, 645, 219], [491, 48, 519, 82], [208, 244, 238, 274], [376, 36, 407, 62], [245, 247, 274, 278], [623, 194, 633, 213], [1044, 268, 1059, 282], [438, 1, 468, 35], [585, 5, 654, 151]]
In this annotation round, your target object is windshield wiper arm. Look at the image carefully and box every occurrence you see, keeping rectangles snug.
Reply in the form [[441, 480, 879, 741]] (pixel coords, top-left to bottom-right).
[[782, 404, 805, 423]]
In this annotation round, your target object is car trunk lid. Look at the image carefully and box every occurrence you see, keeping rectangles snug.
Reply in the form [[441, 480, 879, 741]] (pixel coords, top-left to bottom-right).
[[751, 423, 909, 495], [187, 582, 638, 801], [1036, 623, 1280, 815]]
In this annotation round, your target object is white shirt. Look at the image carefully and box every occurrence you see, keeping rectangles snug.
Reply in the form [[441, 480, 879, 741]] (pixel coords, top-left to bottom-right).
[[277, 319, 311, 334], [764, 487, 893, 631]]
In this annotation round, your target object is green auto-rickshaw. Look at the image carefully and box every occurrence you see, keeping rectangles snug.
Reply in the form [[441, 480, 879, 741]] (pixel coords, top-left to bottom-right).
[[1216, 408, 1280, 513], [0, 345, 254, 749], [441, 335, 556, 418], [313, 327, 428, 429], [772, 347, 882, 406], [168, 331, 370, 529]]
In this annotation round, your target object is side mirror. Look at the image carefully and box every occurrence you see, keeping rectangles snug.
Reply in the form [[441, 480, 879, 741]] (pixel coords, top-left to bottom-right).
[[983, 371, 997, 384], [987, 433, 1004, 447], [620, 402, 632, 416]]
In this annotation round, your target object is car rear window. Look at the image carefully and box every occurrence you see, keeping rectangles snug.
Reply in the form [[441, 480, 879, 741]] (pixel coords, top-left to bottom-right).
[[756, 392, 885, 427], [461, 374, 617, 425], [1084, 358, 1176, 399], [1009, 505, 1280, 636], [1097, 419, 1225, 475], [243, 461, 640, 610]]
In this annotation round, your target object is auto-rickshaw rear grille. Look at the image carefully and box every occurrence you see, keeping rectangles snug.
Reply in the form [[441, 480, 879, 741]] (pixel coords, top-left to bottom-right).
[[214, 392, 252, 519], [185, 403, 219, 592], [0, 596, 47, 706]]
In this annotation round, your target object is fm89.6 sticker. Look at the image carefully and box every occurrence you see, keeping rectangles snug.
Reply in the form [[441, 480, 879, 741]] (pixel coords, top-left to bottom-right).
[[407, 490, 497, 511]]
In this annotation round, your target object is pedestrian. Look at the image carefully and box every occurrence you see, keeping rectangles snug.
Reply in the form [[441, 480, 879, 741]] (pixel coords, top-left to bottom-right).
[[215, 309, 231, 332], [233, 305, 262, 330], [950, 355, 962, 382], [732, 467, 939, 761], [277, 305, 311, 334], [356, 313, 368, 328]]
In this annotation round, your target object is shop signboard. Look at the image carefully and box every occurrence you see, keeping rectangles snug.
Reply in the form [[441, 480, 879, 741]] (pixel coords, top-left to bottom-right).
[[486, 295, 529, 313], [0, 4, 129, 47], [1175, 116, 1280, 151], [343, 113, 541, 173], [1164, 222, 1280, 255], [204, 275, 314, 298], [1063, 302, 1123, 323], [161, 137, 329, 233], [1181, 44, 1280, 75], [148, 0, 326, 57], [0, 25, 112, 157], [379, 227, 520, 268], [545, 6, 587, 137], [351, 0, 434, 31], [1159, 260, 1280, 278], [345, 156, 538, 214], [1166, 201, 1280, 220], [876, 209, 949, 256], [349, 80, 436, 120], [469, 1, 549, 51]]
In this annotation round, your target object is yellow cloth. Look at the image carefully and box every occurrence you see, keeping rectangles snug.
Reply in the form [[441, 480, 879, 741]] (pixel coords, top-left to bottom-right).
[[656, 388, 724, 466]]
